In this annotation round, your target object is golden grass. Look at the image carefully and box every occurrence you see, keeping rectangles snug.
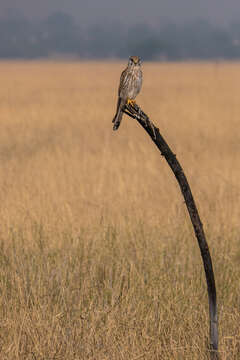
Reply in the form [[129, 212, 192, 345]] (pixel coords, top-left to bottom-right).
[[0, 61, 240, 359]]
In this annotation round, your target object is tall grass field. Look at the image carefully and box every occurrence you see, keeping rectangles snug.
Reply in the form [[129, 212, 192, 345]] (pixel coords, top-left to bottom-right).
[[0, 61, 240, 359]]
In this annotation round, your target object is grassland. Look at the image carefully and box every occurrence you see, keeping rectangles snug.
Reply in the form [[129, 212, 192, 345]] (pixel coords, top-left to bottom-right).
[[0, 61, 240, 359]]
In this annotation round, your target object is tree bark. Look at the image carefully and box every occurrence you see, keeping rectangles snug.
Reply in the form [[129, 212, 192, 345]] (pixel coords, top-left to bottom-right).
[[120, 102, 219, 357]]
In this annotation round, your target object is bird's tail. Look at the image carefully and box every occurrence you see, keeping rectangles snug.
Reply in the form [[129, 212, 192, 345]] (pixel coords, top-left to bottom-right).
[[112, 98, 123, 131]]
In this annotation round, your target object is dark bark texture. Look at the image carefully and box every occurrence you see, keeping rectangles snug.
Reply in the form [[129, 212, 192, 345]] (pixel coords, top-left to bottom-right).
[[120, 103, 219, 357]]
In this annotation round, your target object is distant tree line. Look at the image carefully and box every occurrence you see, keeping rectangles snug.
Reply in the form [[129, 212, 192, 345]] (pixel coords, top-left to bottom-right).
[[1, 11, 240, 60]]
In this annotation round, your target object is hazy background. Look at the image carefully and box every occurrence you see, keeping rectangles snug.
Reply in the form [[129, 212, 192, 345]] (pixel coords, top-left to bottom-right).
[[2, 0, 240, 26], [2, 1, 240, 59]]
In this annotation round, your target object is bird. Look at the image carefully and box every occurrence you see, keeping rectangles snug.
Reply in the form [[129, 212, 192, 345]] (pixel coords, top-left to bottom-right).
[[112, 56, 142, 131]]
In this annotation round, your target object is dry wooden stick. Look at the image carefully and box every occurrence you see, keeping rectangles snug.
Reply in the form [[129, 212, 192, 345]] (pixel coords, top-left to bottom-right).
[[120, 102, 219, 357]]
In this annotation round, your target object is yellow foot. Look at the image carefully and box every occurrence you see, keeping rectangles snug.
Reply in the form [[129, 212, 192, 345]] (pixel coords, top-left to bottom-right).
[[127, 99, 136, 106]]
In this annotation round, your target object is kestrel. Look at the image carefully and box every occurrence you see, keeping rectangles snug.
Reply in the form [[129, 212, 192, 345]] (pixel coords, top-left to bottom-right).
[[112, 56, 142, 131]]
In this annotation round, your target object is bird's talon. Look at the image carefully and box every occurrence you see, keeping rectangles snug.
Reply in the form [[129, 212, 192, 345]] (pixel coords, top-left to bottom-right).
[[127, 99, 136, 107]]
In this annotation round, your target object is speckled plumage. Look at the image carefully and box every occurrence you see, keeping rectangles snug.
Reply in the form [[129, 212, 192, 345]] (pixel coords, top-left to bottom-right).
[[112, 56, 142, 131]]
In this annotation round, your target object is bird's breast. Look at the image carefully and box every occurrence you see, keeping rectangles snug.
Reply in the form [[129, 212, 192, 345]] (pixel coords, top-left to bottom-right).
[[128, 68, 142, 99]]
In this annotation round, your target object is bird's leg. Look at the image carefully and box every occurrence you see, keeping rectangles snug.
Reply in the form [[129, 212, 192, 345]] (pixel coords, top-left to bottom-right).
[[127, 99, 139, 118], [127, 98, 136, 106]]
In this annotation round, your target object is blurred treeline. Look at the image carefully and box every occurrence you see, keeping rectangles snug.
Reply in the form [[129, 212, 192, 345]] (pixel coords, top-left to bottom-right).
[[2, 11, 240, 60]]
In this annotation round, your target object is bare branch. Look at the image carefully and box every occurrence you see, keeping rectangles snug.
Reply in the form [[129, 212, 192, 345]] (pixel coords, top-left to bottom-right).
[[121, 102, 219, 357]]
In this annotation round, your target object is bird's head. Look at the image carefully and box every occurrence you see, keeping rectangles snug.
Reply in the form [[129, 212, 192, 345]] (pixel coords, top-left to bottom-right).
[[128, 56, 141, 67]]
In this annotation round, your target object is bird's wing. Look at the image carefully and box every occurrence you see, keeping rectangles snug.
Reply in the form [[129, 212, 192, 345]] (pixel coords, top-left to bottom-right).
[[118, 67, 130, 97]]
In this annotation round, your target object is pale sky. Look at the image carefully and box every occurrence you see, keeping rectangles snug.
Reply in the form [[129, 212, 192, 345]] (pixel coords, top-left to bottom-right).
[[1, 0, 240, 26]]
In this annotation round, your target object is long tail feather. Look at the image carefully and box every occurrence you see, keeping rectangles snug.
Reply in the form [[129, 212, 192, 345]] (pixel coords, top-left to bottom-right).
[[112, 98, 124, 131]]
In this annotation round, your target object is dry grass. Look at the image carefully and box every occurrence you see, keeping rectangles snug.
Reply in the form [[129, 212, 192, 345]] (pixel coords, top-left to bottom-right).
[[0, 61, 240, 359]]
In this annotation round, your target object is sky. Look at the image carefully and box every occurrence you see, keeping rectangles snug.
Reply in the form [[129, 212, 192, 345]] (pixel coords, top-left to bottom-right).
[[1, 0, 240, 27]]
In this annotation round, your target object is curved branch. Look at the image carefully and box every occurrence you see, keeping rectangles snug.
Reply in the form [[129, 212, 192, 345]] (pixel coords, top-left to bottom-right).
[[121, 103, 218, 356]]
